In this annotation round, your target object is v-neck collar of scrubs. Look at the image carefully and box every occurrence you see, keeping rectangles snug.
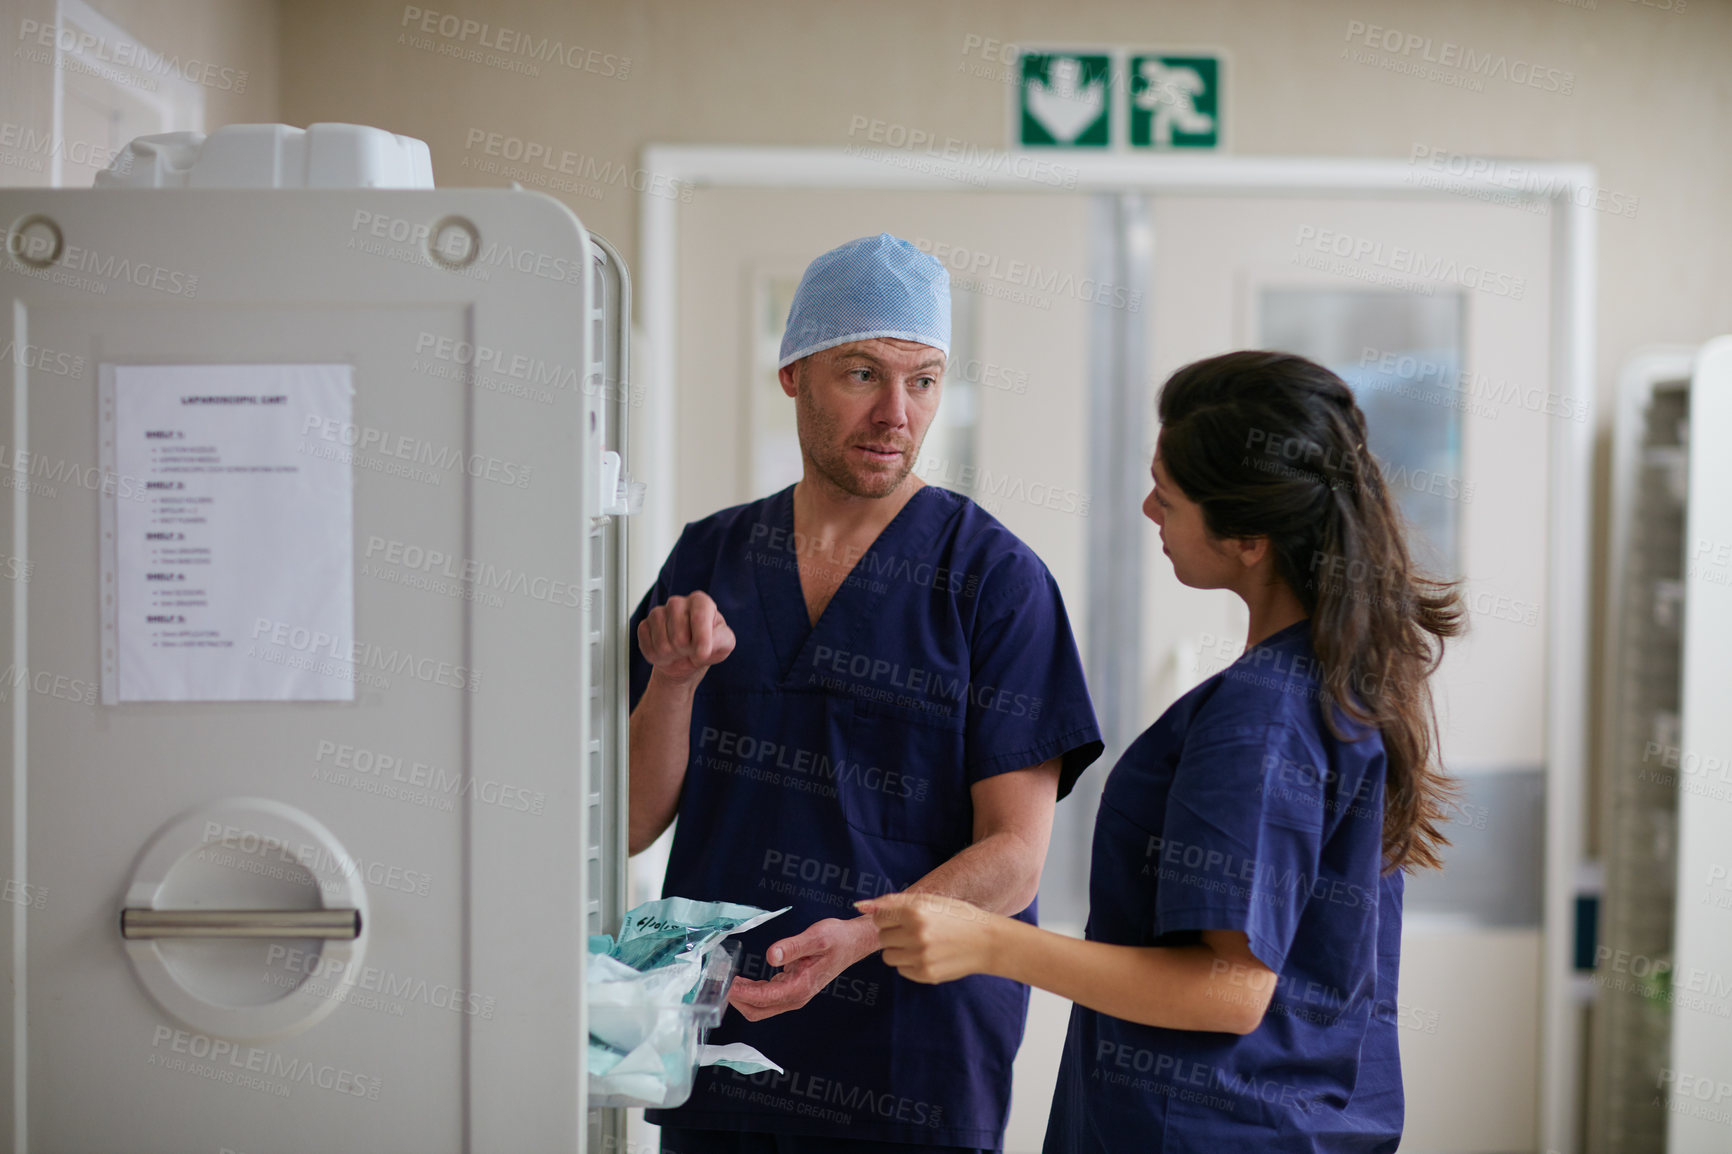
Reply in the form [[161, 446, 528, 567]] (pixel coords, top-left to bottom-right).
[[753, 483, 945, 687]]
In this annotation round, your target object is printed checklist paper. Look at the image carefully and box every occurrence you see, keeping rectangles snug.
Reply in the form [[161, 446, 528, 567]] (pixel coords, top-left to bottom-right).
[[112, 364, 355, 702]]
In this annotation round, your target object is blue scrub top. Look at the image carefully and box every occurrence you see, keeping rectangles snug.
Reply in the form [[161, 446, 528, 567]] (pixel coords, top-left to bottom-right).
[[1045, 620, 1403, 1154], [630, 485, 1104, 1148]]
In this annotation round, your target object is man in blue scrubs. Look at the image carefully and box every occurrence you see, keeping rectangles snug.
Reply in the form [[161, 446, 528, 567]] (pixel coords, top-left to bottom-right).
[[628, 233, 1103, 1153]]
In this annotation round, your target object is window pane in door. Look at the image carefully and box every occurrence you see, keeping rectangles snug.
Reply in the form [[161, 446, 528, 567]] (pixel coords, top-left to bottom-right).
[[1258, 288, 1466, 576]]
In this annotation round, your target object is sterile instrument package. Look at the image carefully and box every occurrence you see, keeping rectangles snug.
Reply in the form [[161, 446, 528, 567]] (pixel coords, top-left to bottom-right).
[[586, 898, 789, 1107]]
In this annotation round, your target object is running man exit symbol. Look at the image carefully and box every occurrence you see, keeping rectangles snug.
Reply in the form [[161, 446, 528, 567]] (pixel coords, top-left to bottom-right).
[[1018, 53, 1111, 147], [1128, 54, 1220, 149]]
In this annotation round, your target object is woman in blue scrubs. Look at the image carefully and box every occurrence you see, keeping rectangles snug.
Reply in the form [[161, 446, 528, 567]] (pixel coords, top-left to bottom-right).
[[863, 350, 1463, 1152]]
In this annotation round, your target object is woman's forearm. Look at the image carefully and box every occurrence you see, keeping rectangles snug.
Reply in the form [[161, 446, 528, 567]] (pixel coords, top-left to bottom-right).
[[985, 919, 1275, 1035]]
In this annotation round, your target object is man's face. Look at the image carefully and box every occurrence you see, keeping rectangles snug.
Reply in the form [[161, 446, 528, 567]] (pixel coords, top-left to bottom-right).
[[780, 337, 945, 500]]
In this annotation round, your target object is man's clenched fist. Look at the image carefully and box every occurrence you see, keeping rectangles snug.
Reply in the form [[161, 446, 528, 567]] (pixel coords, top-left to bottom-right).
[[637, 591, 736, 685]]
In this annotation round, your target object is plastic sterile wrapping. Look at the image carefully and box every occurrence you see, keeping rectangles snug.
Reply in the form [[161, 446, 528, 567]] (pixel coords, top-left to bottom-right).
[[587, 897, 789, 1108]]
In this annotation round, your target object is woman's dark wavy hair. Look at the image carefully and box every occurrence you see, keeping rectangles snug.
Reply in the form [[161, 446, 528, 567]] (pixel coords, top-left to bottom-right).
[[1157, 350, 1464, 873]]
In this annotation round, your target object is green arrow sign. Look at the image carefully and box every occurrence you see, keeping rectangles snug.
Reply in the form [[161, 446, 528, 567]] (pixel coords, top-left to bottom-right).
[[1018, 52, 1112, 148]]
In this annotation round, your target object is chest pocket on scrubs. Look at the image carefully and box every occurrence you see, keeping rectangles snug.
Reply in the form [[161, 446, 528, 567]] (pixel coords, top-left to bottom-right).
[[840, 698, 967, 848]]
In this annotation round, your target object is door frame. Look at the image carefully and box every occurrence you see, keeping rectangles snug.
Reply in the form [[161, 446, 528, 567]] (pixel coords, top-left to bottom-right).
[[638, 148, 1598, 1153]]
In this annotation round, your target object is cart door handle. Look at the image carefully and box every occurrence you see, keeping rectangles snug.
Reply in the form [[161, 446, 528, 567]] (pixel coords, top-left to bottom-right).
[[120, 908, 362, 940]]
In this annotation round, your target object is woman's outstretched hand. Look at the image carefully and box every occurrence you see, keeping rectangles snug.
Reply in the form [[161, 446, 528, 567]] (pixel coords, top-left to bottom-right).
[[857, 892, 1004, 984]]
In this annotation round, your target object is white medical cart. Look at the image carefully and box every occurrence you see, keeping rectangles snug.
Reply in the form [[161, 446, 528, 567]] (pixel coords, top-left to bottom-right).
[[0, 123, 634, 1153]]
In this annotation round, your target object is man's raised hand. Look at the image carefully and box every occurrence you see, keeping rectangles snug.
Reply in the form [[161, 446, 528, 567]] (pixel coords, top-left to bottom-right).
[[638, 592, 736, 684]]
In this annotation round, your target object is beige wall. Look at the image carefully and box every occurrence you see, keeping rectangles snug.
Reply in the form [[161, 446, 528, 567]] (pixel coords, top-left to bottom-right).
[[82, 0, 282, 126], [273, 0, 1731, 862], [277, 0, 1730, 366]]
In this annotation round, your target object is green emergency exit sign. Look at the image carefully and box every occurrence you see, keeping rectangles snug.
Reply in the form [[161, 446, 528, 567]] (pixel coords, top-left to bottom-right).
[[1128, 54, 1220, 150], [1017, 52, 1112, 148], [1014, 49, 1223, 151]]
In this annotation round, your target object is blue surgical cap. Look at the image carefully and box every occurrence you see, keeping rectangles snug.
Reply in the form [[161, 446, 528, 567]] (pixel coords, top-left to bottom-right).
[[778, 233, 951, 369]]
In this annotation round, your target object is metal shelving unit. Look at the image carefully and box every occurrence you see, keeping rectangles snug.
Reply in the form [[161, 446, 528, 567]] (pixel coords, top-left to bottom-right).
[[1588, 349, 1694, 1154]]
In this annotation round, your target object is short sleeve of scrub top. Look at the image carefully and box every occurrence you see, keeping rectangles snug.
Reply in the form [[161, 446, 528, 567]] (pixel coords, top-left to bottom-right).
[[956, 549, 1102, 799], [1152, 721, 1330, 973]]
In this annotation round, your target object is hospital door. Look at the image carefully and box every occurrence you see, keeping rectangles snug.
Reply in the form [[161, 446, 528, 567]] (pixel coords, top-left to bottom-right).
[[674, 185, 1565, 1154]]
